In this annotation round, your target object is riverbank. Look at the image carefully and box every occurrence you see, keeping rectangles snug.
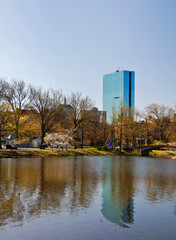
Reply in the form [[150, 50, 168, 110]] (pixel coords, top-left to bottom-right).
[[0, 148, 175, 158], [0, 148, 117, 158], [150, 150, 176, 159]]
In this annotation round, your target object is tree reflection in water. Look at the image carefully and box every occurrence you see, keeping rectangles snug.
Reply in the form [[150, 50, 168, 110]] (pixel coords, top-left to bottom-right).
[[0, 156, 176, 230], [0, 157, 102, 227]]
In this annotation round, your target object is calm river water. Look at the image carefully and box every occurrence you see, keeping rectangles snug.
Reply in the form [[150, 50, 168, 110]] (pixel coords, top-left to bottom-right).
[[0, 156, 176, 240]]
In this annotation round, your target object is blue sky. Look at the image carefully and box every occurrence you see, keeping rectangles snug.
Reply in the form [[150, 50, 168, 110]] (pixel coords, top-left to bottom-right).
[[0, 0, 175, 110]]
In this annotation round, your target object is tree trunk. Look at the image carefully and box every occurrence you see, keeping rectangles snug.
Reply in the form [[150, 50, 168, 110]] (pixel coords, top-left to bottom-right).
[[94, 127, 97, 147], [145, 120, 148, 145], [104, 128, 106, 144], [74, 120, 78, 149], [16, 120, 19, 140], [119, 125, 122, 153], [40, 124, 45, 149], [0, 125, 2, 149], [81, 125, 84, 149]]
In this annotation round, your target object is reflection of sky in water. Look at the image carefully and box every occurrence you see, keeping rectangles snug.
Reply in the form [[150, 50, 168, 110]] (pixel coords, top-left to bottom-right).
[[0, 156, 176, 240]]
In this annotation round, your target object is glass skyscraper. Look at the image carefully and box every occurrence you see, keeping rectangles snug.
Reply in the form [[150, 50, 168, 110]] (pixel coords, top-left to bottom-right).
[[103, 70, 135, 123]]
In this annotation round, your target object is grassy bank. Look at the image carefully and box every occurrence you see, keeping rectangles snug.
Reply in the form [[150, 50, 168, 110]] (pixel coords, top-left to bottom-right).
[[0, 148, 117, 158], [0, 148, 175, 159], [150, 150, 176, 157]]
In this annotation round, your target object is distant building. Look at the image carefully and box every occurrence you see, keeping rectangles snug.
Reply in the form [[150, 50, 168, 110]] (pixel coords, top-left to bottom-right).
[[91, 107, 106, 122], [103, 70, 135, 123], [61, 105, 106, 122]]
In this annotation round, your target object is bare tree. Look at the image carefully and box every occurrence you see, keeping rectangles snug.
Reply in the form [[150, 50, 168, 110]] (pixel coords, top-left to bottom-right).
[[68, 92, 93, 148], [113, 99, 139, 151], [1, 79, 31, 139], [0, 79, 7, 99], [79, 96, 93, 148], [88, 118, 110, 146], [31, 88, 63, 148], [114, 100, 129, 152], [145, 103, 174, 142], [0, 103, 13, 148], [68, 92, 82, 130]]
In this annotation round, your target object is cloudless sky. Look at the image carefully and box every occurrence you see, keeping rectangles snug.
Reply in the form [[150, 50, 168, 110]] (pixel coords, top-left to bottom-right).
[[0, 0, 176, 110]]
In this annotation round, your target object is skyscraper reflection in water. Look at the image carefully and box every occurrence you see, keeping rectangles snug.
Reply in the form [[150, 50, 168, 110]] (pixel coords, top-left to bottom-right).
[[101, 157, 135, 227]]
